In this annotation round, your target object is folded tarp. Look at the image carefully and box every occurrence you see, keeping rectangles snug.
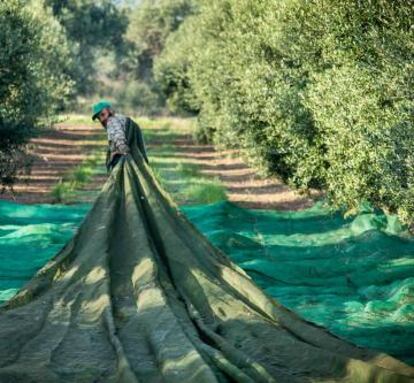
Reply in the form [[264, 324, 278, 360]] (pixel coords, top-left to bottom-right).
[[0, 123, 413, 382]]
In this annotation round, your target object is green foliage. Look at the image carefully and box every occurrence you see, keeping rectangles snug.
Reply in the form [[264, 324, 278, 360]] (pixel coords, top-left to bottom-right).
[[72, 165, 93, 184], [126, 0, 195, 80], [182, 179, 227, 204], [50, 152, 104, 203], [46, 0, 129, 95], [116, 81, 164, 115], [120, 0, 196, 114], [50, 180, 74, 203], [154, 16, 199, 114], [0, 0, 73, 188], [145, 117, 227, 204], [157, 0, 414, 222], [176, 162, 199, 177]]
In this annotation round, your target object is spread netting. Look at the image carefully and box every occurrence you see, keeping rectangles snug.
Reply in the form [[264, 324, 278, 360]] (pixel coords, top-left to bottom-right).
[[0, 122, 413, 382], [182, 201, 414, 365]]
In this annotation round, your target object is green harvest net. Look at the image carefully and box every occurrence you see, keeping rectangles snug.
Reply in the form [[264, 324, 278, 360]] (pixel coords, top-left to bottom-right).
[[181, 202, 414, 365], [0, 201, 90, 303], [1, 198, 413, 366], [1, 119, 413, 382]]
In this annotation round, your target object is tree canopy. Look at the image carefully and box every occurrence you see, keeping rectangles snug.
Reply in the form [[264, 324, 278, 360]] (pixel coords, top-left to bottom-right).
[[46, 0, 129, 94], [154, 0, 414, 222], [0, 0, 73, 187]]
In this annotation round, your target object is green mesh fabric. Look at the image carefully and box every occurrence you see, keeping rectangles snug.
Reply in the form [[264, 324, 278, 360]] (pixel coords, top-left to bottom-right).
[[182, 202, 414, 365], [2, 199, 413, 366], [0, 201, 90, 303], [0, 122, 413, 382]]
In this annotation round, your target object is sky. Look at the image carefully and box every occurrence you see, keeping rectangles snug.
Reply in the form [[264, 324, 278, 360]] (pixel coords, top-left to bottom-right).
[[112, 0, 141, 7]]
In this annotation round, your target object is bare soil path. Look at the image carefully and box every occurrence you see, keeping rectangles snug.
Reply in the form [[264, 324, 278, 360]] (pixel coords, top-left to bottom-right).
[[1, 119, 316, 210], [0, 122, 107, 204], [167, 135, 316, 210]]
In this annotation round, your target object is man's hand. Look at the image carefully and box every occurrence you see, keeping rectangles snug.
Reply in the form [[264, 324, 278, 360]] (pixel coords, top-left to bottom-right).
[[106, 150, 129, 174], [109, 151, 128, 162]]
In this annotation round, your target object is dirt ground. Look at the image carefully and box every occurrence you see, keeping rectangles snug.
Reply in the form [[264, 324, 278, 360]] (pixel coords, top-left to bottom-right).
[[0, 123, 107, 204], [1, 121, 316, 210], [168, 135, 317, 210]]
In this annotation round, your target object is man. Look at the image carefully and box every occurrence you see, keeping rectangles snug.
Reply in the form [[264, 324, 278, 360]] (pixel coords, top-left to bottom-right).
[[91, 100, 148, 172]]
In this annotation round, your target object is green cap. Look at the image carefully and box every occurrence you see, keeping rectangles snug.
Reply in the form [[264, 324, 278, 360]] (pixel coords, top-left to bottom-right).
[[91, 100, 112, 121]]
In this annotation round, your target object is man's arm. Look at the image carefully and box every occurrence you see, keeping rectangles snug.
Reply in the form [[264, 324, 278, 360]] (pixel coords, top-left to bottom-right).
[[107, 117, 130, 154]]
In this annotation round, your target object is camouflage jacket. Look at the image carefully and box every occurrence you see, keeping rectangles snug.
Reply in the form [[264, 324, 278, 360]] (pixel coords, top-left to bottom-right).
[[105, 115, 148, 170]]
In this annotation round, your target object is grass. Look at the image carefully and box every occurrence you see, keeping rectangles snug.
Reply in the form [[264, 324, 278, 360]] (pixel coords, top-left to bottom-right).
[[182, 178, 227, 204], [50, 151, 106, 203], [72, 165, 93, 184], [145, 118, 228, 205], [176, 163, 200, 177], [150, 156, 228, 205], [50, 180, 74, 203], [55, 114, 95, 125], [49, 114, 225, 205]]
